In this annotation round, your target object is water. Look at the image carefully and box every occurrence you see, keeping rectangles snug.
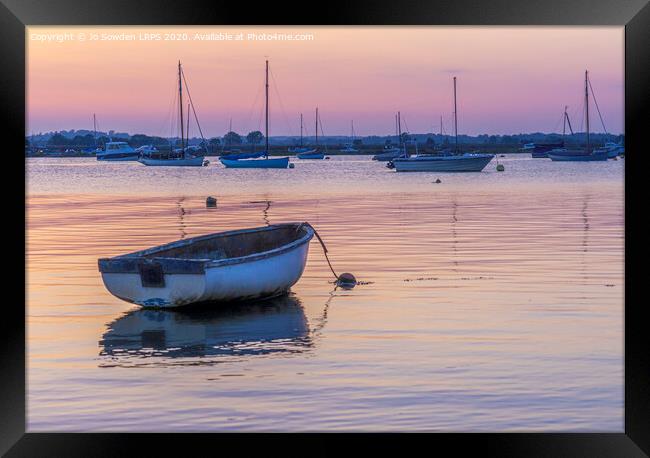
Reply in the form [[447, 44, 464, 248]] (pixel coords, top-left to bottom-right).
[[26, 155, 624, 431]]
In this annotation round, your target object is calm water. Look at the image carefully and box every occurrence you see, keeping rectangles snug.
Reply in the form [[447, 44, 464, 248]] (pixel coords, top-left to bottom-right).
[[26, 155, 624, 431]]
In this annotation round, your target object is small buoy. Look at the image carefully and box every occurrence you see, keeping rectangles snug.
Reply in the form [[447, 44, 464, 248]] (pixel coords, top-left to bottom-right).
[[435, 178, 441, 183], [500, 154, 505, 158], [325, 156, 331, 160], [289, 163, 295, 168], [336, 272, 357, 288], [206, 196, 217, 207], [613, 157, 618, 161], [496, 164, 505, 172]]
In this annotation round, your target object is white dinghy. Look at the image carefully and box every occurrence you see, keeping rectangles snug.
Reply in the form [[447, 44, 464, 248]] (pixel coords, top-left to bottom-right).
[[99, 223, 315, 308]]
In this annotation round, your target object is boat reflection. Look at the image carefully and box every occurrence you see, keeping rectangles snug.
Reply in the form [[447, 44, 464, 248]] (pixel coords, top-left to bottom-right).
[[99, 294, 312, 365]]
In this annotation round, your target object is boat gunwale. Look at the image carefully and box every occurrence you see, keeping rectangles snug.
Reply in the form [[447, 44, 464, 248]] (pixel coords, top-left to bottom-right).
[[98, 222, 314, 274], [392, 153, 494, 162]]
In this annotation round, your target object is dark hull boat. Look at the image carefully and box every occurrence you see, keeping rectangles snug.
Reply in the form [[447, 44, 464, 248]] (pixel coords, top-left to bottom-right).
[[547, 149, 608, 161], [549, 70, 609, 163], [530, 142, 565, 158]]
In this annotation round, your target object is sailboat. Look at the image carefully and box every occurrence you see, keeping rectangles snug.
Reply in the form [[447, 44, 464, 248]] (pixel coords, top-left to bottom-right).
[[548, 71, 608, 162], [390, 77, 493, 172], [340, 120, 359, 153], [221, 61, 290, 168], [372, 113, 406, 161], [139, 61, 209, 167], [288, 113, 317, 155], [296, 108, 325, 159], [531, 107, 569, 158]]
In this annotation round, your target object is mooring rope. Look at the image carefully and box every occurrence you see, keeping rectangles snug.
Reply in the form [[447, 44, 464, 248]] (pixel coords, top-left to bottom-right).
[[298, 222, 356, 286], [301, 222, 339, 279]]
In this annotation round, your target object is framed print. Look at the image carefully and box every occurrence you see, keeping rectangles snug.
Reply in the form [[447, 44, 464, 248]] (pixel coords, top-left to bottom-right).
[[2, 0, 648, 455]]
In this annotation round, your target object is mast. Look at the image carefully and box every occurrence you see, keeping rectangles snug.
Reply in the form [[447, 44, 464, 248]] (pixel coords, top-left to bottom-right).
[[453, 76, 458, 153], [93, 113, 97, 147], [265, 60, 269, 157], [585, 70, 590, 153], [563, 105, 568, 137], [351, 120, 355, 140], [395, 114, 398, 144], [187, 103, 190, 142], [300, 113, 303, 147], [440, 115, 443, 136], [315, 107, 319, 147], [178, 61, 184, 152], [398, 111, 402, 148]]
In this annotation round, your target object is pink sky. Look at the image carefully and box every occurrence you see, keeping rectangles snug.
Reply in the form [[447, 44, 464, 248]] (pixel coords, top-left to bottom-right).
[[27, 26, 624, 137]]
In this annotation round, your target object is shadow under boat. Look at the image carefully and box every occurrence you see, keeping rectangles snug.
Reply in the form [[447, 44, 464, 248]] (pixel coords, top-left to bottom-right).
[[99, 293, 312, 362]]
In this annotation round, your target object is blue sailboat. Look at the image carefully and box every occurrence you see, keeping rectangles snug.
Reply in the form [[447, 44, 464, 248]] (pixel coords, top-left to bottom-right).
[[548, 71, 608, 162], [221, 61, 290, 169]]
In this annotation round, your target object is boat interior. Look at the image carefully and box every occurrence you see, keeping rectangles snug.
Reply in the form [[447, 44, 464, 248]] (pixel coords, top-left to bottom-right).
[[141, 224, 309, 261]]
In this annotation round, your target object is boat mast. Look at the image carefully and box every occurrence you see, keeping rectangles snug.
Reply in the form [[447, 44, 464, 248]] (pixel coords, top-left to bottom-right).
[[187, 103, 191, 143], [300, 113, 303, 147], [585, 70, 590, 153], [563, 105, 567, 137], [453, 76, 458, 153], [315, 107, 319, 147], [351, 120, 355, 140], [265, 60, 269, 158], [93, 113, 97, 148], [398, 111, 402, 148], [395, 114, 398, 145], [178, 61, 184, 152]]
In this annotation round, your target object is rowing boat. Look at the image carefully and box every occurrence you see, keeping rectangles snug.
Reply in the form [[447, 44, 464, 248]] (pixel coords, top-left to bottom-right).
[[98, 223, 314, 308]]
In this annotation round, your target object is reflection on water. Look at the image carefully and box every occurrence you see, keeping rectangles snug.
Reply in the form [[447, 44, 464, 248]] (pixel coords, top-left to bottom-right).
[[99, 294, 312, 366], [27, 156, 624, 432]]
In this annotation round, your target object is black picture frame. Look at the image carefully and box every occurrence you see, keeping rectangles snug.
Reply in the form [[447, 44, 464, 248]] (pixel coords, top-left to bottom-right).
[[3, 0, 648, 455]]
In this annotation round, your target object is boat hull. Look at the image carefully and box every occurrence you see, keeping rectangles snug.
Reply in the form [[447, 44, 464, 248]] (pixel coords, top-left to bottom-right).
[[392, 154, 494, 172], [99, 224, 314, 308], [296, 152, 325, 159], [372, 150, 403, 161], [548, 150, 608, 161], [138, 156, 208, 166], [97, 153, 140, 161], [220, 157, 290, 168]]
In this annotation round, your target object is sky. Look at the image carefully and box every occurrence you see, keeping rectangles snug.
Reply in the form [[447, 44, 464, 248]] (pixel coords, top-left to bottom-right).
[[27, 26, 624, 137]]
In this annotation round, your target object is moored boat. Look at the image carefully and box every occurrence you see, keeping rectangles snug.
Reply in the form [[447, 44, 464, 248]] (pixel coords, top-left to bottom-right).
[[530, 142, 565, 158], [391, 153, 494, 172], [373, 113, 407, 161], [98, 222, 315, 308], [373, 146, 404, 161], [547, 149, 608, 161], [139, 62, 209, 167], [96, 141, 139, 161], [340, 120, 359, 153], [390, 77, 494, 172], [221, 60, 290, 169], [296, 108, 326, 159], [296, 152, 325, 159], [548, 70, 611, 163], [220, 156, 290, 168]]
